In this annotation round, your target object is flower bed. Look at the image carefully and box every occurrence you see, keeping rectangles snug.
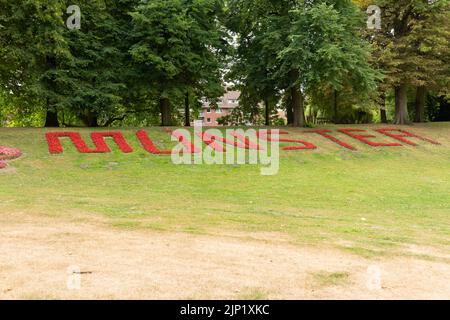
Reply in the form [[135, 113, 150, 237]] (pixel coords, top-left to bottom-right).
[[44, 128, 440, 155], [137, 130, 199, 154], [0, 146, 23, 169], [46, 132, 133, 154], [257, 130, 317, 150], [304, 129, 357, 150], [338, 128, 402, 147], [376, 128, 440, 146]]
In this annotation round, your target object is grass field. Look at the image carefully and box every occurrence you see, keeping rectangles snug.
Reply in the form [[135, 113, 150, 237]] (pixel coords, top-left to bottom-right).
[[1, 123, 449, 299]]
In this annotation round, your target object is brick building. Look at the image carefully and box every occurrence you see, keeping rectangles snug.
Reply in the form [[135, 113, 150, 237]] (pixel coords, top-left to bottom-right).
[[198, 90, 240, 127]]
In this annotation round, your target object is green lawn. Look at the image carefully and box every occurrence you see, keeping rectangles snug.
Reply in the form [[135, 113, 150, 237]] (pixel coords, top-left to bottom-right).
[[1, 123, 449, 258]]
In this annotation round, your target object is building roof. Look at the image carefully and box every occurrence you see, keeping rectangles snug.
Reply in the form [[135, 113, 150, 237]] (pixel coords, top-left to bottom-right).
[[223, 90, 240, 100], [202, 90, 240, 110]]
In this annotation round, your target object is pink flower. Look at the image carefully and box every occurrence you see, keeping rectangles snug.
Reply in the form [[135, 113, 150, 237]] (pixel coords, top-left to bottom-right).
[[0, 146, 22, 169]]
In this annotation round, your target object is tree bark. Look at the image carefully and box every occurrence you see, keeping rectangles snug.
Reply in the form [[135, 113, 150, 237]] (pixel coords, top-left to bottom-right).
[[184, 92, 190, 127], [88, 114, 99, 127], [264, 97, 270, 126], [81, 110, 99, 127], [394, 84, 410, 125], [286, 99, 293, 125], [288, 70, 305, 127], [160, 97, 171, 126], [291, 86, 305, 127], [44, 55, 59, 127], [414, 86, 426, 123], [45, 109, 59, 127], [87, 111, 98, 128], [380, 91, 387, 123], [333, 89, 339, 124], [380, 109, 387, 124]]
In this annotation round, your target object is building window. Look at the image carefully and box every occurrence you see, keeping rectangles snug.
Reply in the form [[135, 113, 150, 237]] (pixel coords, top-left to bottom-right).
[[207, 118, 211, 123], [207, 108, 211, 113]]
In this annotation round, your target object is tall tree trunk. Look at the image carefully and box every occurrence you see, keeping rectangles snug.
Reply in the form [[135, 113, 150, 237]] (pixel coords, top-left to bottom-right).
[[299, 91, 305, 127], [82, 110, 99, 127], [87, 111, 98, 128], [44, 56, 59, 127], [291, 86, 305, 127], [286, 100, 293, 125], [289, 70, 305, 127], [285, 91, 293, 125], [88, 114, 99, 127], [380, 92, 387, 124], [160, 97, 171, 126], [264, 97, 270, 126], [309, 105, 315, 124], [333, 89, 339, 124], [414, 86, 426, 123], [380, 109, 388, 124], [184, 92, 190, 127], [45, 109, 59, 127], [394, 84, 409, 125]]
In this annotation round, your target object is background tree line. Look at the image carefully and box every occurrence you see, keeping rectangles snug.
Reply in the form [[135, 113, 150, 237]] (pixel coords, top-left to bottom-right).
[[0, 0, 449, 127]]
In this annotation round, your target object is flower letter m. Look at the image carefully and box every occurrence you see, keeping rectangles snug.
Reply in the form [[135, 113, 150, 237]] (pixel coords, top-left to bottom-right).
[[46, 132, 133, 154]]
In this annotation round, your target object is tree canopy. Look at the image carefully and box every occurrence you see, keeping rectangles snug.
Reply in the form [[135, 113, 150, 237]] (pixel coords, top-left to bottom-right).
[[0, 0, 448, 127]]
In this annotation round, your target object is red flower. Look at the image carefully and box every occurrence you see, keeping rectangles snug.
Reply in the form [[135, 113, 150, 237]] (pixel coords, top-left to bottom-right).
[[338, 128, 402, 147], [136, 130, 199, 154], [304, 129, 356, 150], [258, 131, 317, 150], [281, 139, 317, 151], [46, 132, 133, 154], [136, 130, 173, 154], [375, 128, 440, 146]]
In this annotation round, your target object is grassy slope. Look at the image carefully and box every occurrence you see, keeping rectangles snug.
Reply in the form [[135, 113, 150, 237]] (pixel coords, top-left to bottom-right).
[[1, 123, 449, 258]]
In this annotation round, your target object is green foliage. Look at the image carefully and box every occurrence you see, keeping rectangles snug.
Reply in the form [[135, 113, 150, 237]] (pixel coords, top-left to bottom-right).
[[282, 0, 380, 123], [0, 92, 44, 126], [226, 0, 380, 125], [225, 0, 280, 122], [372, 0, 450, 89], [0, 0, 448, 127], [0, 0, 69, 121], [365, 0, 450, 123], [129, 0, 228, 124], [0, 0, 133, 126], [59, 0, 135, 126], [427, 94, 450, 122], [0, 0, 228, 127]]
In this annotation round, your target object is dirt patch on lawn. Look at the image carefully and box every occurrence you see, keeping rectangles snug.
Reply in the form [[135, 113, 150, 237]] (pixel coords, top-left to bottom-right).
[[0, 213, 449, 299]]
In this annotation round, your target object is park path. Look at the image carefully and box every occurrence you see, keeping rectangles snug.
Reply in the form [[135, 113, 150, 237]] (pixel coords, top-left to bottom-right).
[[0, 212, 449, 299]]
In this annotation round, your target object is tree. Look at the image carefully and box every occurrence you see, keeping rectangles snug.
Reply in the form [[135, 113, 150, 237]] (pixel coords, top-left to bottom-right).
[[226, 0, 302, 125], [129, 0, 227, 126], [226, 0, 279, 126], [0, 0, 70, 127], [371, 0, 450, 124], [227, 0, 378, 127], [279, 0, 379, 125], [410, 1, 450, 122], [0, 0, 138, 127], [59, 0, 136, 127]]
